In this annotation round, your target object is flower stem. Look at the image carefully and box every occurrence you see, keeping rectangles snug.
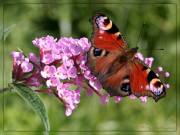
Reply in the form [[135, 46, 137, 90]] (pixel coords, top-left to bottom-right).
[[84, 83, 103, 97], [53, 91, 65, 104]]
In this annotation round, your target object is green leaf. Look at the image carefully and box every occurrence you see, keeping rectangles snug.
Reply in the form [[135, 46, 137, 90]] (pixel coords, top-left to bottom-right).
[[10, 83, 50, 132]]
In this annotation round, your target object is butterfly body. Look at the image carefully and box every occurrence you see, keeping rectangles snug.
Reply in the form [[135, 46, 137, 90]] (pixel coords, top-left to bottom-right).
[[88, 13, 166, 102]]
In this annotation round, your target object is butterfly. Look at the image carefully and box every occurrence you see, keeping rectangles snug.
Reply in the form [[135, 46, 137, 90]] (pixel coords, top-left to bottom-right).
[[88, 13, 166, 102]]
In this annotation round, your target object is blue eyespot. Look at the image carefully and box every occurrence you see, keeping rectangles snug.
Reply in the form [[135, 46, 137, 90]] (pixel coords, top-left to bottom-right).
[[93, 48, 102, 56], [121, 83, 131, 93]]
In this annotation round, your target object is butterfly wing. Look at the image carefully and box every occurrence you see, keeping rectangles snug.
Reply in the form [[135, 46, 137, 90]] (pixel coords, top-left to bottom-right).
[[102, 57, 166, 101], [92, 13, 127, 51], [129, 59, 166, 101]]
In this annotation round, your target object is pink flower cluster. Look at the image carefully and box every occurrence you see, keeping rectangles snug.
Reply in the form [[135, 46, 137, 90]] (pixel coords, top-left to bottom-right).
[[12, 36, 104, 116]]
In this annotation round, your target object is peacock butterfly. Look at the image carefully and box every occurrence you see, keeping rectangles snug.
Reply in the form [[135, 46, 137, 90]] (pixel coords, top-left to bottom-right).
[[88, 13, 166, 102]]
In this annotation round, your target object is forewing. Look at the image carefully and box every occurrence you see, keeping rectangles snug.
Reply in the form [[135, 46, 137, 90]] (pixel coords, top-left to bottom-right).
[[92, 13, 127, 51]]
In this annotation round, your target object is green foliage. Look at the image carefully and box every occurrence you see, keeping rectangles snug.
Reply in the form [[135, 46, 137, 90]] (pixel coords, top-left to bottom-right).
[[0, 0, 179, 135]]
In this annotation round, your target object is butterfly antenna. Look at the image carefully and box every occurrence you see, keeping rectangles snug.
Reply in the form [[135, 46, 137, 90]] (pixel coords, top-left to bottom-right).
[[139, 48, 165, 51], [123, 8, 131, 38], [136, 22, 146, 48], [136, 23, 165, 51]]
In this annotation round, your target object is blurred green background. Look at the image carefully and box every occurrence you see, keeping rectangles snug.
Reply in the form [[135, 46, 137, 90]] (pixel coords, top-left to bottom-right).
[[0, 0, 179, 135]]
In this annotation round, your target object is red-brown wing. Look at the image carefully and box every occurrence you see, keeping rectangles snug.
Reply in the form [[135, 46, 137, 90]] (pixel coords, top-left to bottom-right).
[[94, 50, 120, 75], [104, 62, 131, 97], [129, 60, 152, 96], [102, 58, 166, 101], [92, 13, 127, 51], [130, 59, 166, 101]]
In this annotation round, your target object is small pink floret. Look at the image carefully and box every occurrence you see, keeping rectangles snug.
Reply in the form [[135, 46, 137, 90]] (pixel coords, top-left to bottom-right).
[[100, 94, 109, 104], [145, 57, 154, 68], [140, 96, 147, 103], [135, 52, 144, 61], [164, 72, 170, 78], [114, 96, 122, 103], [21, 61, 33, 73], [164, 83, 170, 89], [129, 94, 137, 100]]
